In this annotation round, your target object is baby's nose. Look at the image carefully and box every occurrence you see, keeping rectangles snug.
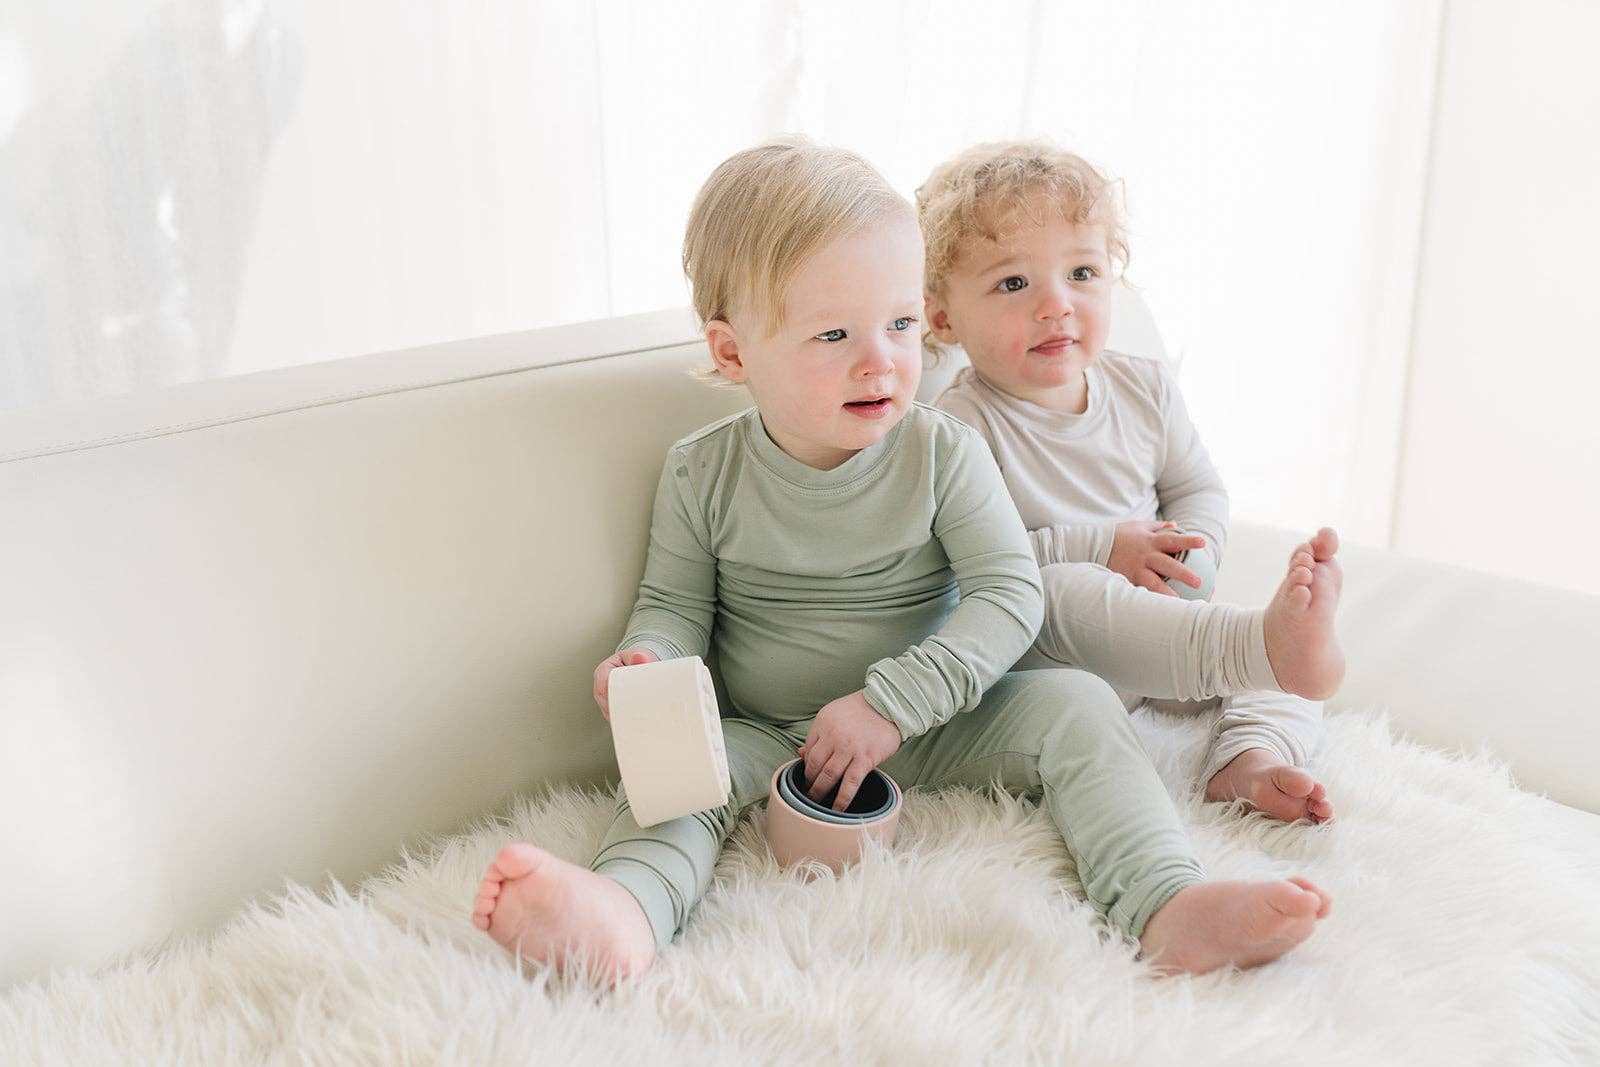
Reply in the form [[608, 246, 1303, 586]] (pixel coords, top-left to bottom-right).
[[1036, 281, 1076, 320], [854, 340, 895, 376]]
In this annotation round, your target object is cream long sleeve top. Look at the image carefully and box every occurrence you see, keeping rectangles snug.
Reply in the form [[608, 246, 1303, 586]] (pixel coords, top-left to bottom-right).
[[933, 352, 1229, 568]]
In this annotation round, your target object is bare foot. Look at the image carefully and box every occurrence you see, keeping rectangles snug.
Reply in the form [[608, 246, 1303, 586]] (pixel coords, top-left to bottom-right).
[[1262, 528, 1345, 700], [1139, 878, 1332, 975], [1206, 748, 1334, 823], [471, 844, 656, 984]]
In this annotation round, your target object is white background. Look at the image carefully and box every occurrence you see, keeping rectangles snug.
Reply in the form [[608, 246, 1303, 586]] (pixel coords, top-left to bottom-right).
[[2, 0, 1596, 591]]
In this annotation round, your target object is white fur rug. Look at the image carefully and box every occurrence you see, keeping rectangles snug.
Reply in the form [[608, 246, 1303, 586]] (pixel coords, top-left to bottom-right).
[[5, 709, 1599, 1066]]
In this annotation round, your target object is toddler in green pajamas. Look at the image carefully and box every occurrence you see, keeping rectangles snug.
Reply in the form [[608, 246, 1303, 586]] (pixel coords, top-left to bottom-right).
[[472, 137, 1331, 983]]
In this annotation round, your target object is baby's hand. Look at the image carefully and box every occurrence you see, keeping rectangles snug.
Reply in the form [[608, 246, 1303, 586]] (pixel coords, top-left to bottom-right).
[[797, 689, 901, 812], [592, 647, 660, 721], [1107, 521, 1208, 596]]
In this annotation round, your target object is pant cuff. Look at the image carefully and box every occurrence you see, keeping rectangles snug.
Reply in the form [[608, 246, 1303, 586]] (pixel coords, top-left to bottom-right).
[[1242, 612, 1281, 693], [1111, 863, 1205, 941], [592, 857, 680, 949], [1202, 735, 1300, 788]]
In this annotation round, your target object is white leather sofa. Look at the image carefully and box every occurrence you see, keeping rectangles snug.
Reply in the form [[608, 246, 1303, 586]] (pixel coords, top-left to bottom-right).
[[4, 301, 1596, 989]]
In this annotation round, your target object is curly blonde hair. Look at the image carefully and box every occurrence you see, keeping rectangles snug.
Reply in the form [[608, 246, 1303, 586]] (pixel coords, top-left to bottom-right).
[[915, 140, 1130, 299], [682, 135, 912, 349]]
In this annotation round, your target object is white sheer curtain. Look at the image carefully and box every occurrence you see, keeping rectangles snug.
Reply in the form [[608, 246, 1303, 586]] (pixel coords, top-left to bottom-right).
[[1, 0, 1439, 545]]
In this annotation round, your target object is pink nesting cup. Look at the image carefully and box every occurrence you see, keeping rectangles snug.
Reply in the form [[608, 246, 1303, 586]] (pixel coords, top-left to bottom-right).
[[766, 758, 901, 874]]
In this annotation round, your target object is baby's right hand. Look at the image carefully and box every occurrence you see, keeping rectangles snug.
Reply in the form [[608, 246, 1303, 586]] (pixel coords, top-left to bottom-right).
[[1107, 521, 1207, 596], [592, 647, 660, 721]]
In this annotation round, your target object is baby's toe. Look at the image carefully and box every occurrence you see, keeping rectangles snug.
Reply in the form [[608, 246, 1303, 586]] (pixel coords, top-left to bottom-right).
[[1271, 765, 1318, 799], [1310, 527, 1340, 559], [1288, 877, 1333, 917]]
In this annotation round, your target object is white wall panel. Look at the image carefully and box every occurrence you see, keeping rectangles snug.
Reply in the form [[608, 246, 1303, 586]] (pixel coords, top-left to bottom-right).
[[1397, 0, 1600, 593]]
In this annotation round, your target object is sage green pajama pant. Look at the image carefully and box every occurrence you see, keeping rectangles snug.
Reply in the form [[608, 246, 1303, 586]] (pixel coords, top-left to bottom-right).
[[591, 668, 1203, 949]]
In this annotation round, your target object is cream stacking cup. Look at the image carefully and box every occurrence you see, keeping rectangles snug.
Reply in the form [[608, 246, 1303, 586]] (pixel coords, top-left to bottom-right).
[[607, 657, 900, 869], [607, 656, 730, 828]]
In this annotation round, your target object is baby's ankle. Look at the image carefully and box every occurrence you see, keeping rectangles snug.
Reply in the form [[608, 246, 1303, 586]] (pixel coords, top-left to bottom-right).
[[1204, 748, 1278, 800]]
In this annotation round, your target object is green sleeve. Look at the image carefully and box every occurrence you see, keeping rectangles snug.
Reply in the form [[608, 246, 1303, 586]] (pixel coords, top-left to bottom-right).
[[863, 429, 1044, 737], [617, 451, 717, 662]]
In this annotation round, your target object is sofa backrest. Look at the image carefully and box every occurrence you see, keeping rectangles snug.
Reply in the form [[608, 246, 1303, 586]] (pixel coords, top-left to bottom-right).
[[1, 310, 732, 984]]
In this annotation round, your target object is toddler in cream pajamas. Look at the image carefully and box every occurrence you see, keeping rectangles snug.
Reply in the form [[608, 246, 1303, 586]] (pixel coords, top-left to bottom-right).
[[921, 140, 1346, 824]]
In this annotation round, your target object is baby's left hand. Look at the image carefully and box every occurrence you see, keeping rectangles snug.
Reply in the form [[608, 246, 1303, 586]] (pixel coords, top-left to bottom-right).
[[798, 689, 902, 812]]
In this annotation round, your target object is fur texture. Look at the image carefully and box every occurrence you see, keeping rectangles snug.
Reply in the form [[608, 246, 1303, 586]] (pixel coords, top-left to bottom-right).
[[4, 709, 1598, 1065]]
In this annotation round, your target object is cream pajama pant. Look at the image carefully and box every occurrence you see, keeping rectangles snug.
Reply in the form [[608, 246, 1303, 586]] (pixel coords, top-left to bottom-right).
[[1022, 561, 1323, 784]]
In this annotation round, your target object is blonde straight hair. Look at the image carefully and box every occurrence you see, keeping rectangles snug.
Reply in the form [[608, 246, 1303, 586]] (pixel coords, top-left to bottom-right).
[[683, 135, 912, 380]]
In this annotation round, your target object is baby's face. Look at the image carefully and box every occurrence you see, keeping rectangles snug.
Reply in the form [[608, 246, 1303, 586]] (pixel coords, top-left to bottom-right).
[[927, 208, 1113, 410], [717, 214, 925, 470]]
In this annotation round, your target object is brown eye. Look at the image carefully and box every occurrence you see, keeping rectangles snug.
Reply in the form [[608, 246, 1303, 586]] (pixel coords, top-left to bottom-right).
[[996, 276, 1026, 293]]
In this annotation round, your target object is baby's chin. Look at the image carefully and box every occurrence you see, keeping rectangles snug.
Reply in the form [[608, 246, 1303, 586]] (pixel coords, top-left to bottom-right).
[[1023, 349, 1098, 378]]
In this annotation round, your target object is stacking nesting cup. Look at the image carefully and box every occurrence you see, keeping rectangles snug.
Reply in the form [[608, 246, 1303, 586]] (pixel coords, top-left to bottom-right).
[[608, 656, 730, 828], [1166, 528, 1218, 601], [766, 758, 901, 873]]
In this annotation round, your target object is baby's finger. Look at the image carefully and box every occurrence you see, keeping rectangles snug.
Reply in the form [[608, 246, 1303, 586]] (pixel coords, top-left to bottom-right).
[[802, 737, 831, 787], [832, 760, 870, 813], [1156, 531, 1207, 553], [807, 752, 850, 805], [1148, 553, 1203, 589], [1136, 570, 1178, 596]]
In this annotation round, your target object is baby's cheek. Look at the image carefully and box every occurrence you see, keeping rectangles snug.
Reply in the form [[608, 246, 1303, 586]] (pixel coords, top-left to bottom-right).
[[1007, 332, 1034, 364], [968, 342, 1011, 375]]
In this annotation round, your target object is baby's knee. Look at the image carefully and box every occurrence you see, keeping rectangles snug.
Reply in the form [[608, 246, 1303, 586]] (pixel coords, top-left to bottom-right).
[[1043, 671, 1146, 755], [1036, 563, 1126, 663], [1042, 561, 1121, 615], [1035, 665, 1124, 707], [1000, 667, 1128, 731]]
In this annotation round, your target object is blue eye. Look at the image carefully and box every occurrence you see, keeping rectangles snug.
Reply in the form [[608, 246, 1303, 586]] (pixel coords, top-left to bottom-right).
[[1069, 266, 1099, 282], [995, 276, 1026, 293], [815, 328, 846, 342], [891, 317, 917, 332]]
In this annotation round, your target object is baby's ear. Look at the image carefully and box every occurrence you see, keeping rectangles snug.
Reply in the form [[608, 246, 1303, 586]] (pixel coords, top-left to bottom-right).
[[923, 295, 957, 344], [704, 321, 746, 382]]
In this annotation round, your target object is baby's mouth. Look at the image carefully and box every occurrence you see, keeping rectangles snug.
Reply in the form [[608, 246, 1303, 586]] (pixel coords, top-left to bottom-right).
[[844, 395, 893, 416], [1032, 338, 1078, 355]]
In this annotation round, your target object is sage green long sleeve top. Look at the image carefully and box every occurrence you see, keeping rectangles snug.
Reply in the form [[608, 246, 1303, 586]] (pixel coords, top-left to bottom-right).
[[618, 404, 1044, 739]]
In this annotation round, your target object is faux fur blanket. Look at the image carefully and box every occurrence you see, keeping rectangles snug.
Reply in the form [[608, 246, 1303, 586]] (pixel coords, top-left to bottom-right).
[[4, 710, 1598, 1066]]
